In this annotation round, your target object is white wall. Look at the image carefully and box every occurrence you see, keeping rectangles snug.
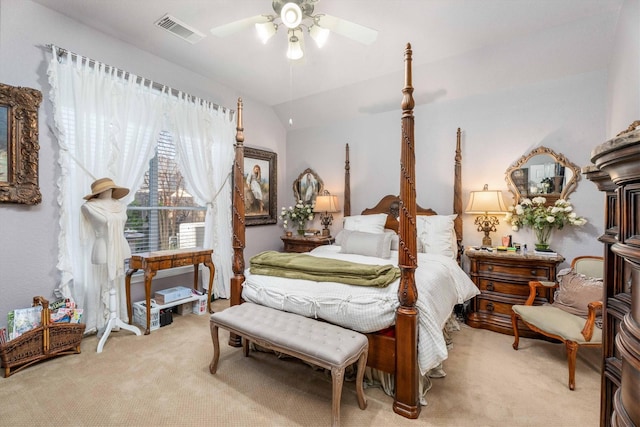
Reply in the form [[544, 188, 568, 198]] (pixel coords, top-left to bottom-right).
[[0, 0, 286, 329], [286, 70, 608, 269], [607, 0, 640, 136]]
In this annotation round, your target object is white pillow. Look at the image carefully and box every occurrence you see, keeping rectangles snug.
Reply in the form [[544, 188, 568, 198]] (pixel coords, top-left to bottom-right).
[[339, 230, 393, 259], [416, 214, 458, 259], [343, 213, 387, 234], [385, 230, 399, 251]]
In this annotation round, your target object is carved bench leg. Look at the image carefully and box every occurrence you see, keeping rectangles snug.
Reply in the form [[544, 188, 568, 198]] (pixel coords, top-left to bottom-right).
[[209, 323, 220, 374], [331, 366, 345, 427], [355, 350, 368, 410]]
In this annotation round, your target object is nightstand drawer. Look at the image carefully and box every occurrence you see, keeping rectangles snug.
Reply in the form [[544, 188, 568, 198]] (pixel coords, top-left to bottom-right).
[[477, 261, 551, 280], [477, 278, 530, 297], [476, 297, 515, 317]]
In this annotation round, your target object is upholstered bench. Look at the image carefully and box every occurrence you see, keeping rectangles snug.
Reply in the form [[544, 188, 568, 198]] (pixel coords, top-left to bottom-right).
[[209, 302, 368, 427]]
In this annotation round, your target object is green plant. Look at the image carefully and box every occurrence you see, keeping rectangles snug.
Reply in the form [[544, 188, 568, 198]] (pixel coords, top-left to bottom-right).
[[540, 177, 555, 193]]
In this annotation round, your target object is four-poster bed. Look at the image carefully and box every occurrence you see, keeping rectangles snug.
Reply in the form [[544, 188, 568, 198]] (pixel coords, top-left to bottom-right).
[[226, 44, 475, 419]]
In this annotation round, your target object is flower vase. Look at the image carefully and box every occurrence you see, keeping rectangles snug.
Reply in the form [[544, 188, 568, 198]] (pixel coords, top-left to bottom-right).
[[297, 222, 306, 236], [534, 226, 552, 250]]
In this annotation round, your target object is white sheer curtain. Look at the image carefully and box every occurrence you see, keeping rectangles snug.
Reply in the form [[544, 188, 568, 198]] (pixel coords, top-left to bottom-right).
[[48, 48, 164, 333], [170, 93, 235, 298]]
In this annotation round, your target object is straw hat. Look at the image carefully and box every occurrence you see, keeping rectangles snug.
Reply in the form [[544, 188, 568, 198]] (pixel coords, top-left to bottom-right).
[[84, 177, 130, 200]]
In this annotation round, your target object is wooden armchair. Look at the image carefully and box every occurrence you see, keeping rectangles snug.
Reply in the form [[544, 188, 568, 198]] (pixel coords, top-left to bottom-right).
[[511, 256, 604, 390]]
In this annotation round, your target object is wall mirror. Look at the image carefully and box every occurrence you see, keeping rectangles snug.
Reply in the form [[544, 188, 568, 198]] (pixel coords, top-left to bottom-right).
[[505, 146, 580, 206], [293, 168, 323, 206], [0, 82, 42, 205]]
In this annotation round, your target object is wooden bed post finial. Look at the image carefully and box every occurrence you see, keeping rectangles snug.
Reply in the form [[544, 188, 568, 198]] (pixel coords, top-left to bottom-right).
[[229, 97, 246, 347], [401, 43, 415, 113], [454, 127, 463, 259], [344, 143, 351, 217]]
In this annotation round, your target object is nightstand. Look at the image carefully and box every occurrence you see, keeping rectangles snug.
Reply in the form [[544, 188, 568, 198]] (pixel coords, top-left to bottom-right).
[[280, 234, 335, 253], [465, 248, 564, 338]]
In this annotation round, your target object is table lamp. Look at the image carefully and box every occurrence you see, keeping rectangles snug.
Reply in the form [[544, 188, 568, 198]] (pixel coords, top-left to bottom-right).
[[465, 184, 507, 247], [313, 192, 340, 236]]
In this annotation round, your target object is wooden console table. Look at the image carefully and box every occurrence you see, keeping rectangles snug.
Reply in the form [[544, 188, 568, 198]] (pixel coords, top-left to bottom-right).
[[125, 248, 215, 334]]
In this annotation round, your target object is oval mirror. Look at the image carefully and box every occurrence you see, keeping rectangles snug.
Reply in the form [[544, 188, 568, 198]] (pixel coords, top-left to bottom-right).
[[505, 146, 580, 206]]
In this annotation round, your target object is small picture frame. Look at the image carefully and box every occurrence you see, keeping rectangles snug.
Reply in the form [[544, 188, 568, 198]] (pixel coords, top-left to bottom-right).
[[292, 168, 323, 206], [243, 147, 277, 226]]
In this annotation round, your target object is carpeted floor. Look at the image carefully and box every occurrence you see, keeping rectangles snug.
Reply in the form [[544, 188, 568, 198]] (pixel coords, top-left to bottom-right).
[[0, 299, 600, 426]]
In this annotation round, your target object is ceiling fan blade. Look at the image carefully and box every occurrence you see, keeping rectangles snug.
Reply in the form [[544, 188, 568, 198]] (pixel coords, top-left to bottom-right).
[[317, 14, 378, 45], [210, 15, 271, 37]]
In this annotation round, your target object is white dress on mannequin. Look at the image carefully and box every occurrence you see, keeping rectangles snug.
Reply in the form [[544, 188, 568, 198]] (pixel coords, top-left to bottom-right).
[[82, 188, 140, 352]]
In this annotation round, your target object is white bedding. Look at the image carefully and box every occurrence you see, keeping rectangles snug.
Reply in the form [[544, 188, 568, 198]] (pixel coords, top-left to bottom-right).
[[241, 245, 479, 375]]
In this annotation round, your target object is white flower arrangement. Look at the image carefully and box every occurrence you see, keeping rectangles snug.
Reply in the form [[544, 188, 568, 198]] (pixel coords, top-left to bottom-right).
[[505, 197, 587, 232], [279, 200, 315, 230], [505, 196, 587, 248]]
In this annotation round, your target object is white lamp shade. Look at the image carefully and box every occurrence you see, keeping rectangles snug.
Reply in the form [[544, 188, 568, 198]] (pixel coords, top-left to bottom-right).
[[313, 195, 340, 213], [255, 22, 277, 44], [281, 2, 303, 29], [287, 34, 304, 60], [309, 24, 329, 48], [465, 187, 508, 214]]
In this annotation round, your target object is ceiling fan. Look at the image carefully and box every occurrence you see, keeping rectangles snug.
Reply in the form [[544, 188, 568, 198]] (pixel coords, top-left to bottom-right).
[[210, 0, 378, 60]]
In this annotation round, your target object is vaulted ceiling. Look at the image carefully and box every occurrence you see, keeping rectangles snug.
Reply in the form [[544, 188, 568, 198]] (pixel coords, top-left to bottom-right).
[[32, 0, 624, 129]]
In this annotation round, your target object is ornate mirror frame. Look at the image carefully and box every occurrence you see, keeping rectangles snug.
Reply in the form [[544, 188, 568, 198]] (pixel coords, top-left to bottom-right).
[[505, 146, 580, 206], [0, 83, 42, 205], [292, 168, 324, 206]]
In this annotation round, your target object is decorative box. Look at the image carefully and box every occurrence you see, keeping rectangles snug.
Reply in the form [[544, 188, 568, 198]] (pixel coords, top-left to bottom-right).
[[154, 286, 193, 305]]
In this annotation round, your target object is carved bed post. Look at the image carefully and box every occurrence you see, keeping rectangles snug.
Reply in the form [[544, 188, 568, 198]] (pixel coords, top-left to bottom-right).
[[393, 43, 420, 419], [454, 128, 463, 260], [229, 98, 245, 347], [344, 143, 351, 217]]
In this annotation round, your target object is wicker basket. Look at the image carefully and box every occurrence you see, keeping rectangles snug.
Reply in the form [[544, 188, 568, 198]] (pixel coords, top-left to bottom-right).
[[0, 296, 85, 377]]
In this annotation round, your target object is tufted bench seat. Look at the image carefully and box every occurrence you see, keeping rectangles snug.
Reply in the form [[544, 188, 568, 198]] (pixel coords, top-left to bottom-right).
[[209, 302, 368, 427]]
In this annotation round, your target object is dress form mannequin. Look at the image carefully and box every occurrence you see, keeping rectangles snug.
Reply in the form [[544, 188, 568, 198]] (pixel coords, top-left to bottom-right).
[[82, 179, 141, 352]]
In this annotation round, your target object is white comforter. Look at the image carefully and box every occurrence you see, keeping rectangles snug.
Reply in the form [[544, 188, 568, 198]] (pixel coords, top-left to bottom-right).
[[241, 245, 479, 376]]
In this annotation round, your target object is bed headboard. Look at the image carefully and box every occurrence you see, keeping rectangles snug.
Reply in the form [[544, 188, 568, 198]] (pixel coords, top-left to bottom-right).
[[361, 195, 437, 232], [344, 127, 464, 261]]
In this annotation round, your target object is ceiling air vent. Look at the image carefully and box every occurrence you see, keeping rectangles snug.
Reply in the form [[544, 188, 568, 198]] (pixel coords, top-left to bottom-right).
[[155, 14, 205, 44]]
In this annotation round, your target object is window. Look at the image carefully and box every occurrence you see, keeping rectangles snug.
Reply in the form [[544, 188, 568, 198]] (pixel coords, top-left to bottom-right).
[[125, 131, 206, 253]]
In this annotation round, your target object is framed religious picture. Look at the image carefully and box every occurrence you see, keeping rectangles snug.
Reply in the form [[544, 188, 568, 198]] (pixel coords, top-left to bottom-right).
[[243, 147, 277, 226], [0, 83, 42, 205], [293, 168, 324, 206]]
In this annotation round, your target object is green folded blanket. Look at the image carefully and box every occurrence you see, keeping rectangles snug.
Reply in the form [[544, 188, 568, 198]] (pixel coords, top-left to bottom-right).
[[249, 250, 400, 288]]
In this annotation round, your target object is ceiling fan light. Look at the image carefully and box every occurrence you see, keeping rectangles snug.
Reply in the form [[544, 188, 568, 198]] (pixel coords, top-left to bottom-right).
[[287, 34, 303, 60], [309, 24, 329, 48], [281, 2, 303, 29], [255, 21, 277, 44]]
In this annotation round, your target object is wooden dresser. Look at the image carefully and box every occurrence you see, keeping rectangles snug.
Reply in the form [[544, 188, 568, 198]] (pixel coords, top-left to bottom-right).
[[586, 124, 640, 427], [465, 248, 564, 337], [280, 234, 335, 253]]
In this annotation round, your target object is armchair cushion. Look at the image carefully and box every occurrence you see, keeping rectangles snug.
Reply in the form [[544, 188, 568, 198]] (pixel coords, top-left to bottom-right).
[[552, 270, 603, 318], [512, 305, 602, 344]]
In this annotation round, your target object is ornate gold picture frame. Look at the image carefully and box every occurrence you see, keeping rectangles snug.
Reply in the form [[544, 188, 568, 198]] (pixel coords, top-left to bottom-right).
[[0, 82, 42, 205], [243, 146, 277, 226]]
